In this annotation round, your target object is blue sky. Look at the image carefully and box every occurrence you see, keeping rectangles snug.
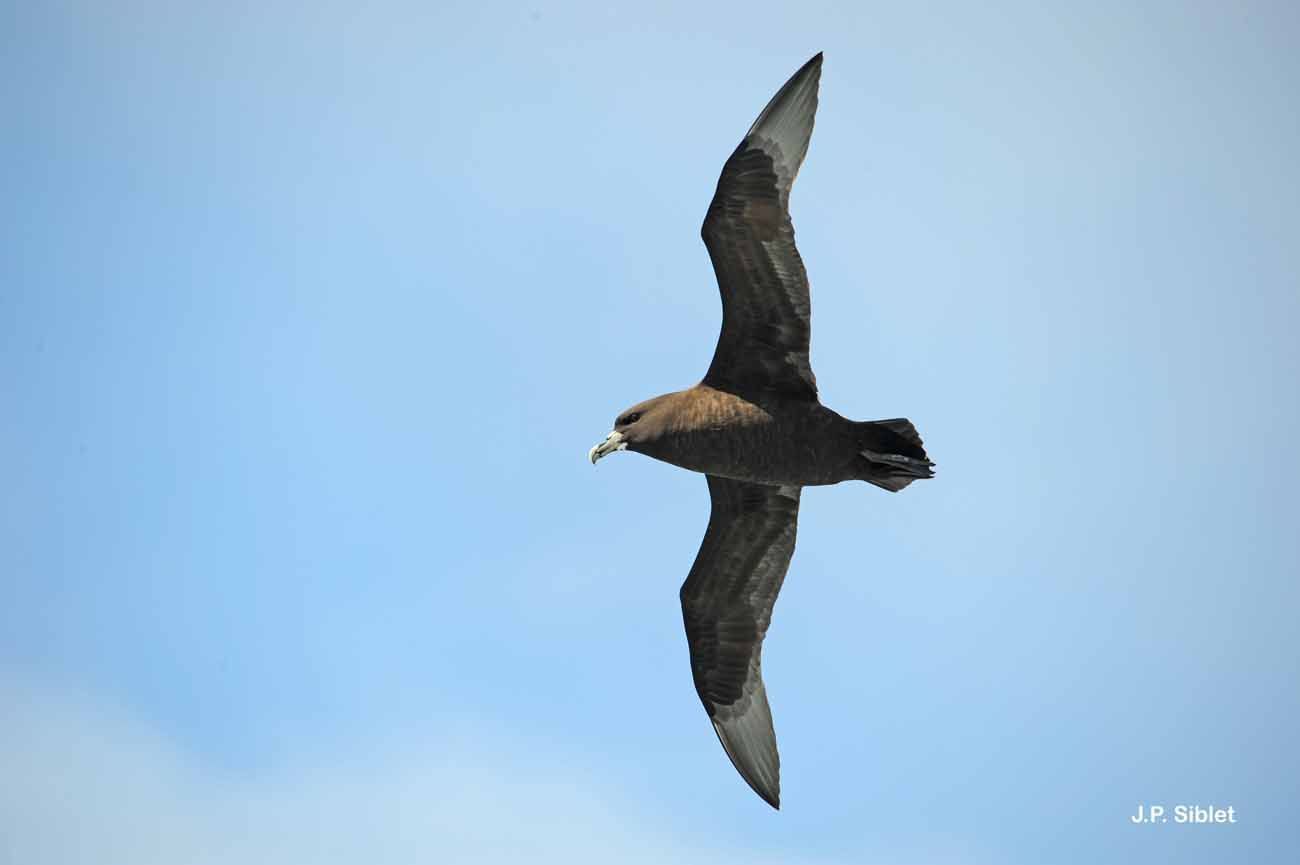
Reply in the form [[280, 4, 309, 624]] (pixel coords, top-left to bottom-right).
[[3, 2, 1298, 862]]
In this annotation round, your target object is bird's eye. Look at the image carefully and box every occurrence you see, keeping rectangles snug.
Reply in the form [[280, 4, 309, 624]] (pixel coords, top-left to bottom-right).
[[623, 412, 641, 425]]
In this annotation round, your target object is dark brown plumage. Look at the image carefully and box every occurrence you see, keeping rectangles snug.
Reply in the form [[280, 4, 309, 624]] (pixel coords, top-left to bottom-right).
[[589, 52, 934, 809]]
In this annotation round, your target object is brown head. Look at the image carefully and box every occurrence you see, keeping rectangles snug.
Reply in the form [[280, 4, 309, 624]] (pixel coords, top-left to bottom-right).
[[588, 392, 681, 464]]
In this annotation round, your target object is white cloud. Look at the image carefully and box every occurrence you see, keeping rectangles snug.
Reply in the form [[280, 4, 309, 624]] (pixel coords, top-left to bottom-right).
[[1, 672, 863, 865]]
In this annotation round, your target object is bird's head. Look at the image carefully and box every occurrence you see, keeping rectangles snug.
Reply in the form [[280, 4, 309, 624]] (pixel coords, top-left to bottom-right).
[[589, 393, 675, 464]]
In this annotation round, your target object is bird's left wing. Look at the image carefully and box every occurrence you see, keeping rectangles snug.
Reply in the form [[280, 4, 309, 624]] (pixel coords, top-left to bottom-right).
[[701, 53, 822, 401], [680, 475, 801, 809]]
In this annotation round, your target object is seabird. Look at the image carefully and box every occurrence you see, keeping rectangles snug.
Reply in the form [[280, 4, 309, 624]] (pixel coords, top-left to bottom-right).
[[589, 52, 934, 810]]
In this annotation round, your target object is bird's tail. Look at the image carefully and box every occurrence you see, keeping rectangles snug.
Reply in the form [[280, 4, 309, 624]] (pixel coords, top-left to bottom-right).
[[855, 418, 935, 492]]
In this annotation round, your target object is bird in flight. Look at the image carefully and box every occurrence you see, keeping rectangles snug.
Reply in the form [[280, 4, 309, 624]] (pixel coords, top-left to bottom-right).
[[589, 52, 934, 809]]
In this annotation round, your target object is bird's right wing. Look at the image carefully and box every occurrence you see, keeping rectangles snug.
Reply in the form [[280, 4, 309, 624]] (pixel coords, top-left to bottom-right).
[[679, 475, 801, 809], [701, 53, 822, 401]]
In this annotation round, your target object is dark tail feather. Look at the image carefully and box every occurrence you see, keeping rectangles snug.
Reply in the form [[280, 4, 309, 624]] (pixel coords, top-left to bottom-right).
[[857, 418, 934, 493], [872, 418, 925, 451]]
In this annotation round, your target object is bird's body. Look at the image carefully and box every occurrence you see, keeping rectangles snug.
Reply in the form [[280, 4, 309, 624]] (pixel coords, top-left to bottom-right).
[[621, 385, 923, 488], [589, 52, 934, 809]]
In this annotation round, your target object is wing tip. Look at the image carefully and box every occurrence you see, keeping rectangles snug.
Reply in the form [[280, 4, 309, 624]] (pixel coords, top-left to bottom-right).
[[800, 51, 824, 86], [743, 52, 824, 178], [784, 52, 822, 83], [709, 700, 783, 810]]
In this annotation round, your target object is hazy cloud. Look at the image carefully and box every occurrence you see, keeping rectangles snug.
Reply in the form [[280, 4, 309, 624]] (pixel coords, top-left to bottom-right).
[[2, 673, 882, 865]]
